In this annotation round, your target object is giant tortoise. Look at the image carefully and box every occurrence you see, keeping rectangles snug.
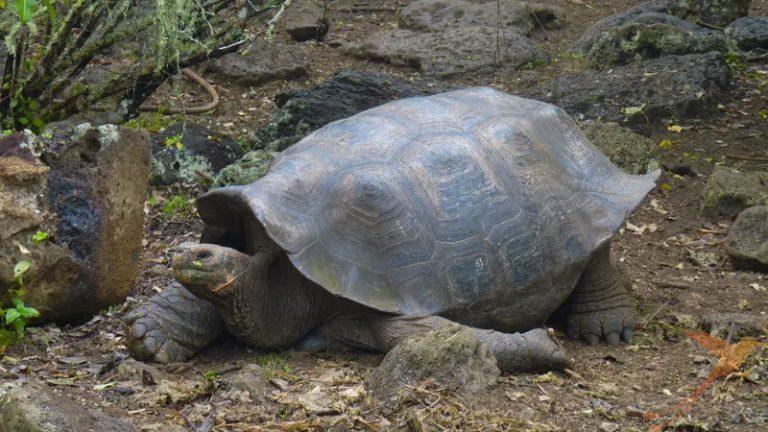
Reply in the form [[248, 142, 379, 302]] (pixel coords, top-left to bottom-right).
[[125, 87, 659, 372]]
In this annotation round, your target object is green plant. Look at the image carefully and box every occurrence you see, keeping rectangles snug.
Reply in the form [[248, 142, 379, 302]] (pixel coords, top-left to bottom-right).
[[254, 352, 294, 380], [31, 230, 50, 244], [164, 134, 183, 150], [162, 194, 191, 216], [0, 261, 41, 351]]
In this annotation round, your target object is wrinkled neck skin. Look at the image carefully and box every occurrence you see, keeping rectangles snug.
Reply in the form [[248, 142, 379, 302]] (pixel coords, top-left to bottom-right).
[[201, 249, 336, 350]]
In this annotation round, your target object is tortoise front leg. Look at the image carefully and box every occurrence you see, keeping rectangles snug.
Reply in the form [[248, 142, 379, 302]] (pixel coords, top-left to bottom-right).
[[123, 282, 224, 363], [313, 313, 570, 372], [563, 243, 636, 346]]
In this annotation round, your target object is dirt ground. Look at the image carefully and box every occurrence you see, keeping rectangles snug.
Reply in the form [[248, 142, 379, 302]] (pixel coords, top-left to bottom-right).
[[3, 1, 768, 431]]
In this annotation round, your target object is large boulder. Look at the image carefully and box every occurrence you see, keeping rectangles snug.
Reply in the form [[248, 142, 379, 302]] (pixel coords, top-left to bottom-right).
[[726, 17, 768, 49], [366, 324, 500, 403], [150, 122, 244, 186], [0, 125, 150, 321], [701, 167, 768, 218], [202, 39, 309, 87], [283, 0, 328, 42], [253, 70, 449, 150], [344, 26, 547, 78], [0, 381, 135, 431], [522, 52, 730, 130], [727, 206, 768, 271], [584, 13, 731, 69], [686, 0, 751, 27], [580, 120, 658, 174], [400, 0, 566, 33], [572, 0, 749, 53]]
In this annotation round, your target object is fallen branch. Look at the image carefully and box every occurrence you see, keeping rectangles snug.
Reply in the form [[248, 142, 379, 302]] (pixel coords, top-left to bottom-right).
[[139, 68, 220, 114]]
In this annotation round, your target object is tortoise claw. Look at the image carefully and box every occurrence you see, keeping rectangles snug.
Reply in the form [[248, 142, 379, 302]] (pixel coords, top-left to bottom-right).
[[566, 306, 635, 347]]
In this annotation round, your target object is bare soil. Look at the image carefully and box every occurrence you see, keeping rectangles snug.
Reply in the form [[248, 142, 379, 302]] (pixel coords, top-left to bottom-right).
[[4, 1, 768, 431]]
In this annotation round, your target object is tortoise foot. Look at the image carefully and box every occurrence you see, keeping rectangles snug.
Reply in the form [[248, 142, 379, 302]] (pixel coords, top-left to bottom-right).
[[123, 283, 224, 363], [566, 304, 635, 346]]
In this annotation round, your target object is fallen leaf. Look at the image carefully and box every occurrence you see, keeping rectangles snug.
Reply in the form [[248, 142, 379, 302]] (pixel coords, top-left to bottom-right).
[[667, 125, 683, 133], [644, 333, 764, 431]]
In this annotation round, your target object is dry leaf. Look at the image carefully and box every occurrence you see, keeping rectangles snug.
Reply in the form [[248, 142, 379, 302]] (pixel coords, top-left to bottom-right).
[[645, 333, 764, 431], [667, 125, 683, 133]]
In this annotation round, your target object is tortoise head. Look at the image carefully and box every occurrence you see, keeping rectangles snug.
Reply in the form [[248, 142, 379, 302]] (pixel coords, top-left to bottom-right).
[[170, 242, 250, 298]]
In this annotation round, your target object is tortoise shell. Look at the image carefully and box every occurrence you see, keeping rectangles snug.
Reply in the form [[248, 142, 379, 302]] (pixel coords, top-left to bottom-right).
[[197, 87, 658, 331]]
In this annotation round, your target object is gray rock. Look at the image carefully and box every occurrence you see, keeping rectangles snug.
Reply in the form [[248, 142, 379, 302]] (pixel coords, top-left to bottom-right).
[[580, 120, 658, 174], [726, 17, 768, 49], [150, 122, 244, 186], [0, 382, 135, 432], [700, 167, 768, 218], [700, 311, 768, 338], [727, 206, 768, 271], [115, 358, 164, 383], [226, 364, 267, 401], [0, 126, 149, 322], [366, 323, 500, 402], [283, 0, 328, 41], [584, 13, 731, 69], [401, 0, 566, 33], [523, 52, 730, 131], [571, 0, 694, 53], [203, 39, 309, 87], [214, 150, 276, 187], [686, 0, 751, 27], [344, 25, 547, 78], [254, 70, 448, 150], [572, 0, 749, 53]]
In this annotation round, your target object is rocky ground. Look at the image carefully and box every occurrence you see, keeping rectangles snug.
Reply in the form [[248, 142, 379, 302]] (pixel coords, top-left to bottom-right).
[[2, 0, 768, 431]]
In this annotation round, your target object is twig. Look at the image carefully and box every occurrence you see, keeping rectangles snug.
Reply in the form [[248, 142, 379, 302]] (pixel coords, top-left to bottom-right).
[[140, 69, 220, 114], [653, 280, 693, 290], [695, 20, 725, 30], [725, 153, 768, 162]]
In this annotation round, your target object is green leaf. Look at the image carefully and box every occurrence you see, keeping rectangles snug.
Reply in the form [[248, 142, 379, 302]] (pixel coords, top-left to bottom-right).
[[5, 309, 21, 324], [17, 305, 39, 319], [31, 230, 50, 244], [202, 370, 218, 380], [42, 0, 54, 23], [14, 0, 37, 24], [13, 260, 32, 280]]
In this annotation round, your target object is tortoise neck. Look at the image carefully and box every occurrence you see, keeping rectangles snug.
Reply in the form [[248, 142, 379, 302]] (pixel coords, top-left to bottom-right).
[[217, 250, 332, 349]]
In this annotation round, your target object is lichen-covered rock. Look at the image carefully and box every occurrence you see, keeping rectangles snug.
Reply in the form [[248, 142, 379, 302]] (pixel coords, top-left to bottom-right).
[[580, 121, 658, 174], [214, 150, 276, 187], [701, 168, 768, 218], [726, 17, 768, 49], [727, 206, 768, 271], [254, 70, 448, 150], [700, 311, 768, 338], [584, 13, 731, 69], [151, 122, 244, 186], [401, 0, 566, 33], [523, 52, 730, 131], [572, 0, 749, 53], [0, 382, 135, 432], [202, 39, 309, 87], [0, 126, 149, 321], [366, 324, 500, 403], [686, 0, 750, 27], [283, 0, 328, 41], [344, 26, 547, 78]]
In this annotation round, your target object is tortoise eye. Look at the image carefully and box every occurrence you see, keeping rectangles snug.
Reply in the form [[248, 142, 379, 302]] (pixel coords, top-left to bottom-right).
[[197, 250, 213, 260]]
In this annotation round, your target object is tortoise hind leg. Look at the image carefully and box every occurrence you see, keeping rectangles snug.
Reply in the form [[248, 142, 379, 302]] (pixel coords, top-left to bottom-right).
[[123, 282, 224, 363], [564, 243, 635, 346], [312, 313, 570, 372]]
